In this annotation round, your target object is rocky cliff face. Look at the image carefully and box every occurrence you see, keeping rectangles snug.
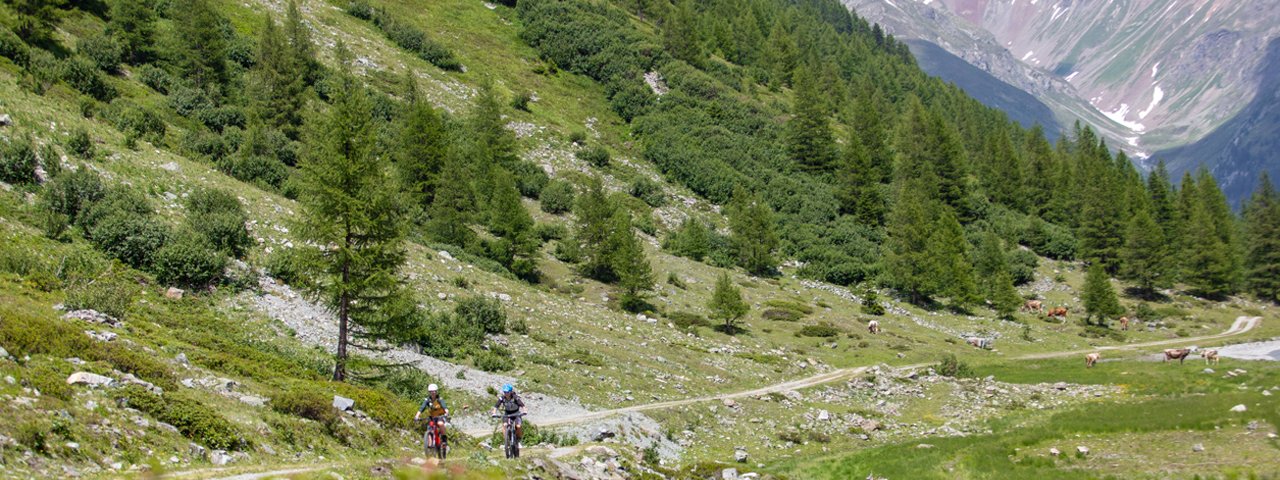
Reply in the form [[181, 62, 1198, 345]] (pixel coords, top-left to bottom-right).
[[846, 0, 1280, 159]]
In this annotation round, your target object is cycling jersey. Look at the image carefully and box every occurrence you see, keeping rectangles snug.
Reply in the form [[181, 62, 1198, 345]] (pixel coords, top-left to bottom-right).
[[419, 395, 448, 418]]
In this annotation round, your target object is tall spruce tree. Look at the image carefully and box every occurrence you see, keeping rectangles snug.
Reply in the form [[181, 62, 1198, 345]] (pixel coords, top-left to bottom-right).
[[663, 0, 702, 65], [395, 73, 450, 209], [834, 134, 885, 226], [574, 177, 619, 282], [1082, 263, 1123, 326], [1180, 180, 1236, 299], [284, 0, 319, 85], [106, 0, 155, 64], [1120, 207, 1170, 293], [608, 209, 654, 311], [170, 0, 229, 94], [973, 232, 1020, 316], [426, 153, 476, 249], [708, 272, 748, 333], [883, 177, 940, 304], [1243, 173, 1280, 302], [727, 188, 778, 276], [295, 46, 408, 381], [786, 66, 836, 171], [928, 208, 978, 306], [247, 15, 306, 138], [1147, 160, 1179, 244]]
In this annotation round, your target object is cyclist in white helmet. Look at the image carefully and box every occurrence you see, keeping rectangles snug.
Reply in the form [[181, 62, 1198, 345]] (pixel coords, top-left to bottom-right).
[[414, 384, 449, 448]]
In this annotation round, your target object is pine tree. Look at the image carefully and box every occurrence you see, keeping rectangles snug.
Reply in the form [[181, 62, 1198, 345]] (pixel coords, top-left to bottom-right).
[[727, 188, 778, 276], [663, 0, 702, 65], [487, 165, 534, 240], [574, 177, 618, 282], [284, 0, 319, 85], [834, 135, 885, 226], [396, 73, 450, 209], [1244, 172, 1280, 302], [850, 86, 891, 183], [1082, 263, 1123, 326], [426, 154, 476, 249], [883, 177, 940, 304], [664, 218, 710, 261], [973, 232, 1020, 316], [608, 209, 653, 312], [10, 0, 65, 45], [1076, 146, 1125, 273], [247, 15, 306, 138], [1180, 187, 1236, 299], [1120, 207, 1170, 293], [786, 66, 836, 171], [708, 272, 748, 333], [928, 208, 978, 306], [468, 79, 518, 169], [170, 0, 229, 94], [763, 19, 797, 86], [1022, 125, 1056, 215], [295, 46, 408, 381], [1147, 160, 1178, 244], [1196, 170, 1241, 287], [982, 131, 1024, 211], [106, 0, 155, 64], [893, 98, 968, 213]]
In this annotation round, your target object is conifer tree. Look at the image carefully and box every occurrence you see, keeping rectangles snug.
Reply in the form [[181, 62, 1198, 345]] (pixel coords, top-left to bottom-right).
[[469, 80, 518, 169], [763, 19, 797, 86], [894, 98, 968, 213], [1076, 146, 1125, 273], [663, 0, 702, 65], [786, 66, 836, 171], [170, 0, 229, 94], [608, 209, 653, 311], [284, 0, 319, 85], [1120, 207, 1170, 294], [487, 165, 534, 241], [850, 86, 891, 183], [727, 188, 778, 276], [928, 208, 978, 305], [1147, 160, 1178, 244], [834, 135, 885, 226], [1083, 263, 1123, 326], [982, 131, 1024, 211], [1180, 184, 1236, 299], [295, 45, 408, 381], [10, 0, 64, 45], [1243, 172, 1280, 302], [426, 154, 476, 249], [107, 0, 155, 64], [574, 177, 619, 282], [664, 218, 710, 261], [973, 232, 1020, 316], [395, 73, 450, 209], [883, 177, 940, 304], [1022, 125, 1056, 215], [247, 15, 306, 138], [708, 272, 748, 333]]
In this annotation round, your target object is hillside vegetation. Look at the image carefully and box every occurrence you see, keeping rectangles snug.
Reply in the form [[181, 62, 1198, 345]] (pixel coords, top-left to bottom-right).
[[0, 0, 1278, 479]]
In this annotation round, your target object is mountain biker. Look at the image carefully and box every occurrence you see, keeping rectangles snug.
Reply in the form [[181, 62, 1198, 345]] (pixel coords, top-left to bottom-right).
[[492, 384, 526, 443], [414, 384, 449, 448]]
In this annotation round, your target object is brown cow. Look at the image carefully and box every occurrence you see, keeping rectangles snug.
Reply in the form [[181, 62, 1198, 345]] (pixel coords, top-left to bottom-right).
[[1119, 317, 1130, 331], [1164, 348, 1192, 364], [1201, 349, 1220, 365], [867, 320, 880, 334], [1046, 307, 1069, 319], [1021, 300, 1043, 312], [1085, 352, 1100, 368]]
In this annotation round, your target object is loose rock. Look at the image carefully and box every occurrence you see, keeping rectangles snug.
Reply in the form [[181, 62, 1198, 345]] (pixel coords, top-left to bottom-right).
[[734, 448, 748, 463], [165, 287, 185, 300], [66, 372, 115, 387], [333, 395, 355, 411], [1192, 443, 1204, 452], [1231, 404, 1248, 413]]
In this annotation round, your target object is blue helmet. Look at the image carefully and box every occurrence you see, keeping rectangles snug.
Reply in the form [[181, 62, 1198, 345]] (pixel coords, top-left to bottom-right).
[[502, 384, 514, 393]]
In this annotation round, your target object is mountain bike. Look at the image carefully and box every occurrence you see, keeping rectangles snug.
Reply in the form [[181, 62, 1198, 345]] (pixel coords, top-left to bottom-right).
[[491, 412, 525, 459], [416, 416, 449, 459]]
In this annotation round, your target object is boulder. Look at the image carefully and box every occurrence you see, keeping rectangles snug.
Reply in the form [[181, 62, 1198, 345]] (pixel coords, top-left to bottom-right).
[[0, 346, 9, 360], [165, 288, 184, 300], [210, 450, 232, 466], [66, 372, 115, 387], [1049, 448, 1061, 457], [1075, 446, 1089, 457], [722, 468, 739, 480], [176, 353, 189, 366], [0, 114, 11, 126], [723, 398, 737, 408], [1231, 404, 1248, 413], [733, 448, 749, 463], [1192, 443, 1204, 453], [1203, 368, 1215, 374], [333, 395, 355, 411], [189, 443, 207, 459], [859, 420, 882, 432], [817, 410, 830, 421], [63, 310, 121, 328], [592, 427, 615, 442]]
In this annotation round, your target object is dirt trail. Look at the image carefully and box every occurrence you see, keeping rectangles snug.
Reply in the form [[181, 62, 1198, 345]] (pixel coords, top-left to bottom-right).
[[188, 316, 1260, 479]]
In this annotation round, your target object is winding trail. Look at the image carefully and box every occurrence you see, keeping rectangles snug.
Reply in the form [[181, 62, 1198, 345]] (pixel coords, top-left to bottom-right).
[[177, 316, 1261, 479]]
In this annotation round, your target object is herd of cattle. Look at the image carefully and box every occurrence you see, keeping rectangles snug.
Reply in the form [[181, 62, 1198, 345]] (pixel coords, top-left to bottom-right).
[[862, 300, 1225, 369]]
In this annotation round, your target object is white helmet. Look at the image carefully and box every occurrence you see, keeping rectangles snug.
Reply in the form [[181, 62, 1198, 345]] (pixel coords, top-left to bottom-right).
[[428, 384, 439, 392]]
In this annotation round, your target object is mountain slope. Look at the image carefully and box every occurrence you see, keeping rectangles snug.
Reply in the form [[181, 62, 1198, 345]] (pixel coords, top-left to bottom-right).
[[905, 39, 1060, 134]]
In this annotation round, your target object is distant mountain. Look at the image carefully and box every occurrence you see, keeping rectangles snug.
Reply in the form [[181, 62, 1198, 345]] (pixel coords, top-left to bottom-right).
[[1158, 38, 1280, 207], [905, 39, 1060, 135]]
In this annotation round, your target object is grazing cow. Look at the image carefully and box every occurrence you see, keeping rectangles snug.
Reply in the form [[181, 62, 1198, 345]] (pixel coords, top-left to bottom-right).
[[1119, 317, 1130, 331], [1085, 353, 1100, 368], [1021, 300, 1043, 312], [1046, 307, 1069, 319], [867, 320, 880, 334], [1201, 349, 1219, 365], [1163, 348, 1192, 364], [966, 337, 992, 350]]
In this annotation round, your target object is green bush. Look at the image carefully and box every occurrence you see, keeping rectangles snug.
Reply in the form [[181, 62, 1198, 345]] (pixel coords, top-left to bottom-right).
[[534, 222, 568, 241], [511, 160, 549, 198], [63, 267, 138, 320], [568, 130, 587, 145], [797, 323, 840, 337], [561, 348, 604, 367], [936, 353, 972, 377], [152, 230, 226, 287], [185, 188, 251, 257], [628, 177, 665, 207], [136, 64, 172, 94], [87, 210, 170, 269], [105, 99, 166, 143], [0, 305, 93, 360], [861, 292, 886, 316], [78, 33, 122, 72], [0, 135, 38, 184], [455, 295, 506, 335], [762, 308, 800, 322], [765, 299, 814, 315], [65, 128, 95, 159], [1008, 249, 1038, 285], [473, 347, 515, 372], [59, 55, 117, 101], [371, 367, 439, 402], [511, 91, 532, 111], [575, 145, 610, 167], [667, 311, 709, 330], [346, 2, 461, 71], [38, 168, 105, 226], [539, 180, 576, 214], [119, 385, 246, 450], [271, 387, 338, 424], [0, 26, 30, 65]]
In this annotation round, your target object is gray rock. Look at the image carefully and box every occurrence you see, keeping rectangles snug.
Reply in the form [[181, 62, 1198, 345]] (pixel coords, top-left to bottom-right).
[[592, 427, 616, 442], [189, 443, 206, 459], [0, 114, 11, 126], [1049, 447, 1060, 457], [175, 353, 189, 366], [722, 468, 739, 480], [1192, 443, 1204, 452], [1204, 368, 1215, 374], [3, 376, 12, 385], [1231, 404, 1248, 413], [333, 395, 355, 411], [238, 395, 268, 407], [63, 310, 121, 328], [210, 450, 231, 466], [817, 410, 830, 421], [1076, 446, 1089, 456], [66, 372, 115, 387], [734, 448, 748, 463], [0, 346, 9, 360], [165, 287, 184, 300]]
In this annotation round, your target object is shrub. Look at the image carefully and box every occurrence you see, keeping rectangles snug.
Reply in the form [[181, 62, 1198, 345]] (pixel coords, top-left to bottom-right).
[[119, 385, 246, 450], [511, 91, 532, 111], [797, 323, 840, 337], [152, 230, 226, 287], [59, 55, 117, 101], [0, 135, 38, 184], [64, 267, 138, 320], [455, 295, 506, 335], [628, 177, 665, 207], [185, 188, 251, 257], [861, 292, 886, 316], [373, 367, 439, 402], [539, 180, 575, 214], [568, 130, 587, 145], [534, 222, 568, 241], [511, 160, 549, 198], [346, 3, 461, 71], [936, 353, 972, 377], [1008, 249, 1038, 285], [78, 33, 122, 72], [762, 308, 800, 322], [666, 272, 686, 289], [38, 168, 105, 225], [561, 348, 604, 367], [136, 64, 172, 94], [667, 311, 709, 330], [765, 299, 815, 315], [65, 128, 94, 159], [1133, 303, 1158, 321], [87, 210, 171, 269], [271, 387, 337, 423], [105, 99, 166, 143], [0, 26, 30, 65], [474, 347, 514, 372], [575, 145, 610, 167]]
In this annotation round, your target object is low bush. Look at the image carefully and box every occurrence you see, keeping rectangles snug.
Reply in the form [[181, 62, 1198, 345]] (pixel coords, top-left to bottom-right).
[[59, 55, 116, 101], [455, 295, 506, 335], [575, 145, 610, 167], [105, 99, 166, 144], [345, 1, 461, 71], [87, 210, 171, 269], [78, 33, 122, 72], [473, 347, 515, 372], [511, 160, 549, 198], [271, 387, 338, 424], [0, 135, 38, 184], [151, 230, 226, 288], [539, 180, 575, 214], [136, 64, 172, 94], [66, 128, 94, 159], [118, 385, 246, 450], [861, 292, 885, 316], [667, 311, 709, 330], [0, 26, 29, 65], [534, 222, 568, 241], [762, 308, 800, 322], [765, 300, 814, 315], [185, 188, 251, 257], [628, 177, 665, 207], [797, 323, 840, 338], [561, 348, 604, 367], [936, 353, 972, 377], [511, 91, 532, 111]]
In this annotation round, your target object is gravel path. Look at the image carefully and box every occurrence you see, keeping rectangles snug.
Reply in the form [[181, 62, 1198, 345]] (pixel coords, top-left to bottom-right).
[[1217, 338, 1280, 361]]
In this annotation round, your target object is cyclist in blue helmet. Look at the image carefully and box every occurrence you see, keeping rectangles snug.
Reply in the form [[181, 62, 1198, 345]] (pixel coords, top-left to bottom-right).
[[493, 384, 527, 443]]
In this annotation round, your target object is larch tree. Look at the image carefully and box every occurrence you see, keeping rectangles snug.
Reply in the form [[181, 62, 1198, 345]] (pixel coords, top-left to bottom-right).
[[1243, 172, 1280, 302], [727, 187, 778, 276], [295, 45, 409, 381], [785, 65, 835, 171], [1082, 263, 1123, 326], [107, 0, 155, 64], [608, 209, 654, 312], [1120, 207, 1170, 294], [708, 272, 748, 334]]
